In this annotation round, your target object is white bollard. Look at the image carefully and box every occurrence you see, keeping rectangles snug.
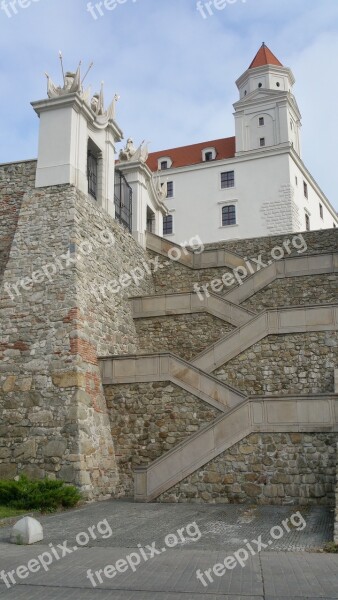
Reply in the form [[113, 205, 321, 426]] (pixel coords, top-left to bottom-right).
[[10, 516, 43, 545]]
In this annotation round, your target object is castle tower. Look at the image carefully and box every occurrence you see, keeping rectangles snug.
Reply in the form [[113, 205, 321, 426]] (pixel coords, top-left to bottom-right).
[[32, 63, 123, 217], [234, 43, 302, 156]]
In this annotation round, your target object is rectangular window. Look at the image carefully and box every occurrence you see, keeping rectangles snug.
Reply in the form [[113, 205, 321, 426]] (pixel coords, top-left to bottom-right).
[[295, 176, 298, 185], [87, 151, 98, 200], [163, 215, 173, 235], [260, 137, 265, 147], [205, 152, 213, 162], [259, 117, 264, 126], [160, 161, 168, 170], [303, 181, 308, 199], [166, 181, 174, 198], [222, 205, 236, 226], [305, 213, 310, 231], [221, 171, 235, 189], [319, 203, 323, 219]]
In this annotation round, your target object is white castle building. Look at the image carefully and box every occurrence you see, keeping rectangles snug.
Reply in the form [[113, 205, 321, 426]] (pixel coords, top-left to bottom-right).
[[145, 43, 338, 244], [28, 45, 337, 247]]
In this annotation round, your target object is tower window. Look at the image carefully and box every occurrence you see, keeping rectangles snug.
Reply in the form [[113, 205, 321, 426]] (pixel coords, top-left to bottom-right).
[[87, 150, 98, 200], [221, 171, 235, 189], [222, 205, 236, 227], [276, 82, 280, 87], [166, 181, 174, 198], [258, 83, 263, 88], [260, 138, 266, 147], [303, 181, 308, 199], [163, 215, 173, 235], [259, 117, 264, 126], [295, 176, 298, 185], [319, 203, 323, 219], [305, 213, 310, 231], [290, 120, 293, 130], [160, 161, 168, 170]]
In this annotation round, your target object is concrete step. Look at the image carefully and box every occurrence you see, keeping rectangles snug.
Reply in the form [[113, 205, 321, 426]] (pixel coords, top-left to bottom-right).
[[192, 304, 338, 373], [131, 291, 254, 327], [133, 393, 338, 502], [146, 231, 247, 270], [99, 352, 246, 413]]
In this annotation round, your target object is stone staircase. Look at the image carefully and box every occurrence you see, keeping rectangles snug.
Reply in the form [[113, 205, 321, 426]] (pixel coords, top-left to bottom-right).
[[132, 393, 337, 502], [146, 231, 247, 270], [99, 243, 338, 503]]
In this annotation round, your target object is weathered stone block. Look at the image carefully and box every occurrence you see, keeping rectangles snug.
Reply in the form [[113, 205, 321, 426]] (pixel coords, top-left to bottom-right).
[[43, 441, 67, 458], [13, 440, 36, 459], [3, 376, 16, 392], [52, 371, 86, 389], [0, 463, 17, 479]]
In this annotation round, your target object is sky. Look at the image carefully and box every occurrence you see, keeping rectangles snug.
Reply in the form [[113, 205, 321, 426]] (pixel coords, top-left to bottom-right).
[[0, 0, 337, 210]]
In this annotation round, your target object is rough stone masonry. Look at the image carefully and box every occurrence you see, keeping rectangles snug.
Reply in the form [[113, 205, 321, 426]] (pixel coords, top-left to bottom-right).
[[0, 160, 338, 532]]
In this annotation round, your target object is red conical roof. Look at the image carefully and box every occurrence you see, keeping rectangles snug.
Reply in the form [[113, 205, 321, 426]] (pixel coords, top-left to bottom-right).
[[249, 43, 283, 69]]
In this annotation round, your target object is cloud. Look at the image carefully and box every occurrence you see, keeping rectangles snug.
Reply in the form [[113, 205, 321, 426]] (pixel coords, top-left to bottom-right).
[[0, 0, 337, 210]]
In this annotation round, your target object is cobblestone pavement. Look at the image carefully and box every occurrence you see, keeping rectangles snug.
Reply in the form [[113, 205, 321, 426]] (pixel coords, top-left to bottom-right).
[[0, 501, 337, 599]]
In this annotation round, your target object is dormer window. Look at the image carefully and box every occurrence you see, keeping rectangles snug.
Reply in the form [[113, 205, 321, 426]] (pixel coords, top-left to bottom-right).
[[202, 147, 216, 162], [158, 156, 172, 170]]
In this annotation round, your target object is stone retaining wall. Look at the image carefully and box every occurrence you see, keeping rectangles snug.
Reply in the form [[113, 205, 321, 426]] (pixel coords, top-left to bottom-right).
[[135, 313, 234, 361], [158, 433, 337, 505], [148, 250, 235, 294], [0, 161, 36, 287], [241, 274, 338, 312], [204, 228, 338, 258], [105, 381, 221, 497], [150, 229, 337, 295], [214, 332, 338, 395]]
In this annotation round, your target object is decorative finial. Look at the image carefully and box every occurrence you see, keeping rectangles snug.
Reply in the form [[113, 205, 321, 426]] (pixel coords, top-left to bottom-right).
[[81, 61, 94, 85], [59, 50, 65, 85]]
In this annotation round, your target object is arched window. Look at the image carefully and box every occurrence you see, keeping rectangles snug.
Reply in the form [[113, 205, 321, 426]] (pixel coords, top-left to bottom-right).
[[222, 205, 236, 226]]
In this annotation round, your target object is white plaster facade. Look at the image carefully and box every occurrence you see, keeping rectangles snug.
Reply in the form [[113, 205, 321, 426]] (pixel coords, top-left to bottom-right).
[[116, 160, 166, 247], [32, 65, 167, 246], [32, 93, 122, 218], [146, 44, 338, 244]]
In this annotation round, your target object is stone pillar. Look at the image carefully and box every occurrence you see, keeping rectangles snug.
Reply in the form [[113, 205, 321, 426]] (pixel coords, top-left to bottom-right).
[[117, 161, 167, 247], [0, 176, 154, 499]]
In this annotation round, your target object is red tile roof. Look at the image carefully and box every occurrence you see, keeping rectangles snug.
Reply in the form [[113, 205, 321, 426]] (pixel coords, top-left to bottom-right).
[[249, 43, 283, 70], [146, 137, 236, 171]]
